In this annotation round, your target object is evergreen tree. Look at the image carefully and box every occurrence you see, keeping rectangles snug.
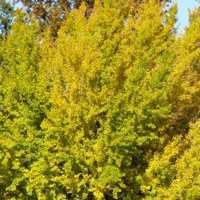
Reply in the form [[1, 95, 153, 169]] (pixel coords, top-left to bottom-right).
[[0, 0, 14, 36]]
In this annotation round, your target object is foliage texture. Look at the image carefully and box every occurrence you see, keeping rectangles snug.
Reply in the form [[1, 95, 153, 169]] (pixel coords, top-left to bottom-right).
[[0, 0, 200, 200]]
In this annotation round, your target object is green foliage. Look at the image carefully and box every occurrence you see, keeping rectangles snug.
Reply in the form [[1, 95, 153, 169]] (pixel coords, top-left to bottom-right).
[[0, 0, 14, 36]]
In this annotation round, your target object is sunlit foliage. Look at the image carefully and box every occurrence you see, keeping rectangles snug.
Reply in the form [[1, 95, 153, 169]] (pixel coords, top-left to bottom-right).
[[0, 1, 199, 199]]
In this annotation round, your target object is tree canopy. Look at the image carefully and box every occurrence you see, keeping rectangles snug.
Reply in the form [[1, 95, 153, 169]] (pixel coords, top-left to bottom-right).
[[0, 0, 200, 199], [0, 0, 14, 36], [13, 0, 171, 37]]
